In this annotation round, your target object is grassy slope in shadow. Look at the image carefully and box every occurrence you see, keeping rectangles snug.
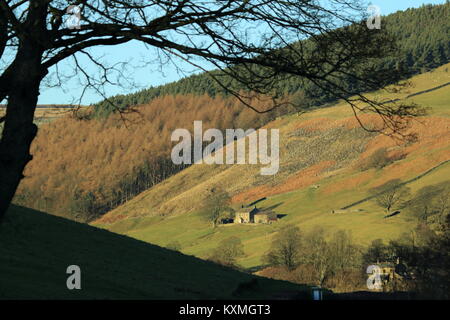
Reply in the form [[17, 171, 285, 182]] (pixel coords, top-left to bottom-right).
[[0, 205, 309, 299]]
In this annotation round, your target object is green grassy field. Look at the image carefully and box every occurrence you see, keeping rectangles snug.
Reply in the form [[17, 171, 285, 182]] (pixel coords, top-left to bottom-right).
[[0, 205, 310, 299], [94, 64, 450, 269], [98, 162, 450, 268]]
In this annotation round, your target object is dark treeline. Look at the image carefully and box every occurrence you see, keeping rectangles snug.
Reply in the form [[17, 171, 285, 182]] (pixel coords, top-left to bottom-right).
[[94, 3, 450, 118], [67, 157, 188, 221]]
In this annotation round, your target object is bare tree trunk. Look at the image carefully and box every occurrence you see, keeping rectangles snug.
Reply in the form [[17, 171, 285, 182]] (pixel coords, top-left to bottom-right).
[[0, 43, 45, 222]]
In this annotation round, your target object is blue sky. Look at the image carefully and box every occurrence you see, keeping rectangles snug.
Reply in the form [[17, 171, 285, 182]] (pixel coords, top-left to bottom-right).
[[38, 0, 447, 105]]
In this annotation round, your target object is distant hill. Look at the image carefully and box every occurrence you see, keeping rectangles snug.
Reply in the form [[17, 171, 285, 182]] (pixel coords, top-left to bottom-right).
[[93, 3, 450, 117], [0, 104, 87, 109], [0, 205, 309, 299], [0, 104, 89, 127]]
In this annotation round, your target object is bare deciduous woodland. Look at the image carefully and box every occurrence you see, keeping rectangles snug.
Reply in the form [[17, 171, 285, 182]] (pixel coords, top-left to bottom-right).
[[14, 94, 276, 221]]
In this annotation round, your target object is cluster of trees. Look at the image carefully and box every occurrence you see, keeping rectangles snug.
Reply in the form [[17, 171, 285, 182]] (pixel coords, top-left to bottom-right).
[[94, 3, 450, 118], [259, 181, 449, 297], [366, 181, 449, 297], [200, 189, 235, 228], [209, 236, 245, 268], [370, 179, 449, 224], [406, 181, 450, 226], [358, 147, 406, 171], [263, 225, 361, 288], [388, 3, 450, 72], [260, 221, 449, 298], [363, 218, 450, 299], [13, 95, 276, 222]]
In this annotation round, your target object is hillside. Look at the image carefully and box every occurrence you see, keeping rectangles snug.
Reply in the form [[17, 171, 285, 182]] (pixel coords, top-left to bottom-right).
[[93, 3, 450, 117], [13, 95, 280, 221], [93, 63, 450, 269], [0, 205, 308, 299]]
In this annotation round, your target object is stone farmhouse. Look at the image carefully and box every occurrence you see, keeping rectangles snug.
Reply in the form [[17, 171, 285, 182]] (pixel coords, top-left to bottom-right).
[[369, 258, 411, 290], [235, 207, 278, 224]]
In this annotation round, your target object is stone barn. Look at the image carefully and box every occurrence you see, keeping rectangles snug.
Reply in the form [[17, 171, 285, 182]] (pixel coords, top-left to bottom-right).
[[254, 212, 278, 224], [268, 213, 278, 223], [235, 207, 278, 224], [235, 207, 260, 223], [253, 212, 268, 224]]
